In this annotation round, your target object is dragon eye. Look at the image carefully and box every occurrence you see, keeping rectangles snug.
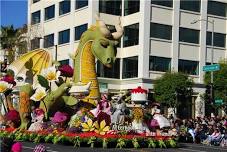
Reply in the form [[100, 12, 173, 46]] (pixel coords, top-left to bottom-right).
[[100, 40, 109, 48]]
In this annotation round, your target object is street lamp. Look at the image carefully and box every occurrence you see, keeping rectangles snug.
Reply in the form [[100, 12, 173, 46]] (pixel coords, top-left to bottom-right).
[[36, 37, 58, 61], [191, 19, 215, 103]]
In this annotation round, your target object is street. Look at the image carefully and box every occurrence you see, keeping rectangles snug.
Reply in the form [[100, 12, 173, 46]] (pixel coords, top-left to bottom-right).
[[19, 142, 227, 152]]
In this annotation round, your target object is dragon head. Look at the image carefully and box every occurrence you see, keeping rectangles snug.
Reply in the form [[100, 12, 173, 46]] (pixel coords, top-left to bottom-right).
[[88, 15, 123, 68]]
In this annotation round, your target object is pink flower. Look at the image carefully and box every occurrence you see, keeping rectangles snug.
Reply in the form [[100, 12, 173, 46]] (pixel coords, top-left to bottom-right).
[[59, 65, 74, 77], [1, 75, 16, 86]]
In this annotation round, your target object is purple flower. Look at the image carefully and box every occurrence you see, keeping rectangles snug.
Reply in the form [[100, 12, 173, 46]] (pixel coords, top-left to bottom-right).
[[59, 65, 74, 77]]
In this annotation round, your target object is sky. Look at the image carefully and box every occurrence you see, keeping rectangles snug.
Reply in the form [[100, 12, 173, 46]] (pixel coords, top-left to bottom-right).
[[0, 0, 27, 28]]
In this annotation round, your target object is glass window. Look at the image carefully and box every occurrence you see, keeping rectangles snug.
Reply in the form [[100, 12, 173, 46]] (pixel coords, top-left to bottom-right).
[[75, 24, 88, 41], [180, 0, 200, 12], [179, 27, 200, 44], [149, 56, 171, 72], [178, 59, 199, 75], [208, 1, 227, 17], [58, 29, 70, 44], [33, 0, 40, 3], [59, 0, 71, 15], [44, 34, 54, 48], [97, 58, 120, 79], [75, 0, 88, 9], [124, 0, 140, 16], [206, 32, 226, 48], [45, 5, 55, 20], [99, 0, 121, 15], [122, 56, 138, 79], [123, 23, 139, 47], [31, 38, 40, 50], [31, 10, 40, 24], [151, 0, 173, 7], [150, 23, 172, 40], [59, 59, 69, 65]]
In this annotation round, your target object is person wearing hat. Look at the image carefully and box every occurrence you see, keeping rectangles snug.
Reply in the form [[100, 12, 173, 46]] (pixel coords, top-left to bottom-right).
[[28, 108, 45, 131]]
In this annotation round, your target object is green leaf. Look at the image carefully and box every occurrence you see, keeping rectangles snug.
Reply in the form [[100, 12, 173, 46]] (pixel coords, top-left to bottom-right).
[[147, 138, 156, 148], [116, 138, 126, 149], [132, 138, 140, 149], [37, 75, 49, 90]]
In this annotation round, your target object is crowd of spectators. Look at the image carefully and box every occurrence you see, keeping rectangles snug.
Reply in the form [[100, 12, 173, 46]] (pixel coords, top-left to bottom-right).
[[168, 115, 227, 147]]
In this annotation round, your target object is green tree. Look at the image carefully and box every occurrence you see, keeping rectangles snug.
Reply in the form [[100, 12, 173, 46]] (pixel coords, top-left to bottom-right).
[[154, 72, 194, 113], [204, 59, 227, 106], [0, 24, 28, 63]]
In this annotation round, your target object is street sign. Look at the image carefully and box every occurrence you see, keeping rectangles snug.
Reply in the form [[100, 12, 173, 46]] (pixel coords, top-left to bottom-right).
[[203, 64, 220, 72], [215, 99, 223, 105]]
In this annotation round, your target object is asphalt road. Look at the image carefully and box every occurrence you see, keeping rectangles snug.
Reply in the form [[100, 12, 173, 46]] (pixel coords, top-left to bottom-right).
[[18, 142, 227, 152]]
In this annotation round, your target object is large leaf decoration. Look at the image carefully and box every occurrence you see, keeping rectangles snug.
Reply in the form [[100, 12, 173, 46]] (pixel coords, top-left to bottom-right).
[[37, 75, 49, 90]]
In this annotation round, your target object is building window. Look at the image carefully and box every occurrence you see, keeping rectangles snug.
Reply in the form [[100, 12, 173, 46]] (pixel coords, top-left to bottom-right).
[[179, 27, 199, 44], [180, 0, 200, 12], [44, 34, 54, 48], [31, 10, 40, 24], [97, 58, 120, 79], [208, 1, 227, 17], [75, 24, 87, 41], [150, 23, 172, 40], [31, 38, 40, 50], [124, 0, 140, 16], [59, 0, 71, 15], [58, 29, 70, 45], [122, 56, 138, 79], [75, 0, 88, 10], [178, 59, 199, 75], [206, 32, 226, 48], [99, 0, 121, 15], [45, 5, 55, 21], [59, 59, 69, 65], [149, 56, 171, 72], [123, 23, 139, 47], [151, 0, 173, 8]]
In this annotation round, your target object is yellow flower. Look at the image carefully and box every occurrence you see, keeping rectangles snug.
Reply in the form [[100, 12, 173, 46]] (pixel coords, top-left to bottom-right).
[[82, 119, 95, 132], [42, 67, 60, 81], [0, 81, 11, 93], [30, 87, 47, 101], [94, 120, 110, 135]]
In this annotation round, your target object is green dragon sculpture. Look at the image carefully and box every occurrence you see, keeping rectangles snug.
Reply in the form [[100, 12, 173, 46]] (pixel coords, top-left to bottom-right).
[[18, 16, 123, 129]]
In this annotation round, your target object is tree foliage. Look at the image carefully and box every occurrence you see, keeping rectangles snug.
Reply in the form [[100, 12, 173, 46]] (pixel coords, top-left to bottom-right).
[[154, 72, 194, 108], [204, 59, 227, 104], [0, 24, 28, 63]]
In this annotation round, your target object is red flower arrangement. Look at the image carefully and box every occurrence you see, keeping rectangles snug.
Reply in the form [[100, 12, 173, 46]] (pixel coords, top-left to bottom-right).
[[58, 65, 74, 77], [1, 75, 16, 86], [131, 86, 147, 94]]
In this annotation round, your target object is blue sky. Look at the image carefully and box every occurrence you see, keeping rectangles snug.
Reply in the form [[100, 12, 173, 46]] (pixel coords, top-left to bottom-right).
[[0, 0, 27, 28]]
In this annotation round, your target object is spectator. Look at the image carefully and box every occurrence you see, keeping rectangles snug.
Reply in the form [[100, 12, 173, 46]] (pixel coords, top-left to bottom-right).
[[0, 137, 14, 152]]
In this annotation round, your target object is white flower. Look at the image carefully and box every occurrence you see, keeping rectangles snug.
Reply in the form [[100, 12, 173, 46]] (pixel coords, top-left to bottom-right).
[[30, 87, 47, 101], [41, 66, 60, 82], [0, 81, 11, 93]]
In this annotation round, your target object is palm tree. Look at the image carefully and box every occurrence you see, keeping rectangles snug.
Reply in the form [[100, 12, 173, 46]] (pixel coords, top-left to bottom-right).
[[0, 25, 28, 63]]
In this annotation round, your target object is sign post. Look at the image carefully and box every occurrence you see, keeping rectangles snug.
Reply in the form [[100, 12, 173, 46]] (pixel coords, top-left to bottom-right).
[[203, 64, 220, 72], [215, 99, 223, 105]]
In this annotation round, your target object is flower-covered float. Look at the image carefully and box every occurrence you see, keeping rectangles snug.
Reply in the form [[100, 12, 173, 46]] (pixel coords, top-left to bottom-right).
[[0, 16, 177, 149]]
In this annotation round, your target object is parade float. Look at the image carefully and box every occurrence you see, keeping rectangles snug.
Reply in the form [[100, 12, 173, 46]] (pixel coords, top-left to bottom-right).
[[0, 16, 177, 148]]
